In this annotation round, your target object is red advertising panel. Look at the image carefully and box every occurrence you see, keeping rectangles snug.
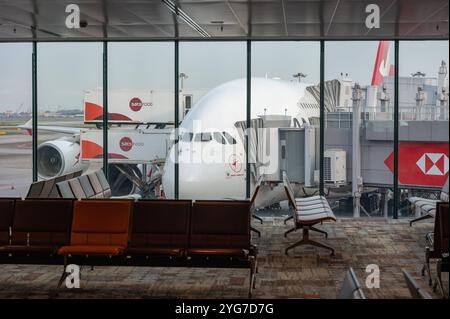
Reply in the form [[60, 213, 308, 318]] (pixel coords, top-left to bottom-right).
[[384, 142, 449, 187]]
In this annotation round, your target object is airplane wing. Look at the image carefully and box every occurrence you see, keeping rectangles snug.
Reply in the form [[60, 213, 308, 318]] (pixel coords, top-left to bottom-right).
[[17, 119, 81, 135]]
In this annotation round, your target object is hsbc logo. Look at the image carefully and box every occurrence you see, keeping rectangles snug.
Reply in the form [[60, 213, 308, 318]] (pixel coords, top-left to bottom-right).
[[416, 153, 449, 176], [129, 97, 153, 112]]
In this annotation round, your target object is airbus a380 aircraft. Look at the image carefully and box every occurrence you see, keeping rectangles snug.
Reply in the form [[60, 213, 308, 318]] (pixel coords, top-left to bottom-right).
[[162, 77, 320, 200]]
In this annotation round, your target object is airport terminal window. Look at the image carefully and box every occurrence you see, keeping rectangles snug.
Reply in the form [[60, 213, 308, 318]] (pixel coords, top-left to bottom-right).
[[108, 42, 174, 198], [179, 42, 246, 199], [398, 41, 449, 218], [0, 43, 32, 197], [324, 41, 395, 218], [251, 41, 320, 206], [37, 42, 103, 187]]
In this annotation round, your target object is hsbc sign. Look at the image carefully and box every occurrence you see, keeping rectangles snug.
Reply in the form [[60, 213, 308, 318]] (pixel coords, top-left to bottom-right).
[[416, 153, 449, 176], [384, 143, 449, 187]]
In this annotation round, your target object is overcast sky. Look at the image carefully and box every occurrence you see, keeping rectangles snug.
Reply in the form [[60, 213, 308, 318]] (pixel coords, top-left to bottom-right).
[[0, 41, 448, 112]]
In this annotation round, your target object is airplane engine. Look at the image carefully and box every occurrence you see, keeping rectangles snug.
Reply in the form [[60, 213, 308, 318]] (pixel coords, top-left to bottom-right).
[[107, 163, 142, 196], [37, 140, 87, 179]]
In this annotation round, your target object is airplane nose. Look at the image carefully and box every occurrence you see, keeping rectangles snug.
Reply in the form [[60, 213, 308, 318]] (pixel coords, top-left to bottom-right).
[[161, 147, 175, 198]]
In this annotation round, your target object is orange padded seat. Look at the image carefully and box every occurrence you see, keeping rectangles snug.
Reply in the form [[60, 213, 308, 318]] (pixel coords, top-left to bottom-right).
[[58, 200, 132, 256], [58, 245, 123, 255]]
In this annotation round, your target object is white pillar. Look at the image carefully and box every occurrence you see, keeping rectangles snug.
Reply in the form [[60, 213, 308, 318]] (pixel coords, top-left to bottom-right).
[[352, 84, 363, 218]]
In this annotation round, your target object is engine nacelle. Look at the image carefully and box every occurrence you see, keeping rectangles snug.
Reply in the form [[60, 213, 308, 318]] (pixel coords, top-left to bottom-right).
[[37, 139, 87, 179]]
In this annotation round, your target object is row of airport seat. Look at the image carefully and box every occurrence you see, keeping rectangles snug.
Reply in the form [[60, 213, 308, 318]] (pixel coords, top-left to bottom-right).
[[409, 177, 448, 226], [57, 170, 141, 200], [26, 170, 82, 198], [0, 198, 257, 297]]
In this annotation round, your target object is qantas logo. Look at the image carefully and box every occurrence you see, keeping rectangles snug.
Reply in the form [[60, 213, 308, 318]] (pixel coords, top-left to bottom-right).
[[229, 154, 243, 173], [416, 153, 449, 176], [379, 57, 390, 77]]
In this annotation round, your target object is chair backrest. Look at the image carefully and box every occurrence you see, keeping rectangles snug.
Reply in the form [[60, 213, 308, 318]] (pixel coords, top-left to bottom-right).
[[79, 175, 95, 198], [26, 180, 45, 198], [72, 170, 83, 178], [87, 172, 104, 198], [95, 170, 111, 197], [39, 179, 56, 198], [56, 181, 75, 199], [338, 268, 366, 299], [65, 172, 75, 180], [190, 200, 251, 249], [130, 200, 191, 248], [68, 178, 86, 199], [402, 269, 432, 299], [440, 176, 449, 202], [250, 176, 263, 206], [433, 202, 449, 254], [48, 175, 67, 198], [70, 200, 132, 247], [0, 198, 15, 245], [12, 199, 73, 246], [282, 172, 298, 218]]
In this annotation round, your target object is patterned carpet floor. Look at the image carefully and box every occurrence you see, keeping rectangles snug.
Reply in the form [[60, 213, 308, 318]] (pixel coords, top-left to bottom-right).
[[0, 216, 448, 299]]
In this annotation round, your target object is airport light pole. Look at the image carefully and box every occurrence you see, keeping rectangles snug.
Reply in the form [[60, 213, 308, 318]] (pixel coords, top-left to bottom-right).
[[179, 72, 188, 91], [293, 72, 307, 82]]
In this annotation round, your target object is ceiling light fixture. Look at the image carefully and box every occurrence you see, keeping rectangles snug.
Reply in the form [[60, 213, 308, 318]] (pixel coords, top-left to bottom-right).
[[162, 0, 211, 37]]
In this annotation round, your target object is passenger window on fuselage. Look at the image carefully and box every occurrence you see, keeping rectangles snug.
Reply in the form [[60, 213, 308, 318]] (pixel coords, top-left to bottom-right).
[[213, 132, 226, 144], [223, 132, 237, 144]]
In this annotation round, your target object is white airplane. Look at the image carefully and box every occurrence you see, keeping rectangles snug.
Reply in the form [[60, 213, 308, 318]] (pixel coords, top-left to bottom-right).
[[162, 77, 320, 203]]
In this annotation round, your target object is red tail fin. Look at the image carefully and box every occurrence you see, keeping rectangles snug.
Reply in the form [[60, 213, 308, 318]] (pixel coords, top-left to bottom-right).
[[371, 41, 393, 86]]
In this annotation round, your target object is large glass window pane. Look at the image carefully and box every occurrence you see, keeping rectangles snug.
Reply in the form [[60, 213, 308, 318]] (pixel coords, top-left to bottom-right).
[[251, 41, 320, 211], [37, 43, 103, 189], [398, 41, 449, 218], [325, 41, 395, 217], [108, 42, 174, 197], [0, 43, 32, 197], [176, 42, 246, 199]]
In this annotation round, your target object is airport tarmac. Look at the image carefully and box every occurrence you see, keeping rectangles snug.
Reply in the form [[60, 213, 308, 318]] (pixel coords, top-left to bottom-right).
[[0, 131, 70, 197], [0, 118, 97, 197]]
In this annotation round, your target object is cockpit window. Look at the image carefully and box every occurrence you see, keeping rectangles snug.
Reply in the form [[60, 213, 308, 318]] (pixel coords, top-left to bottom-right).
[[222, 132, 237, 144], [181, 132, 193, 142], [194, 132, 212, 142], [213, 132, 226, 144]]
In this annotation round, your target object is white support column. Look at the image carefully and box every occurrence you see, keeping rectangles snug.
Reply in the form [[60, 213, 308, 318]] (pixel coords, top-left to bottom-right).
[[352, 84, 363, 218]]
